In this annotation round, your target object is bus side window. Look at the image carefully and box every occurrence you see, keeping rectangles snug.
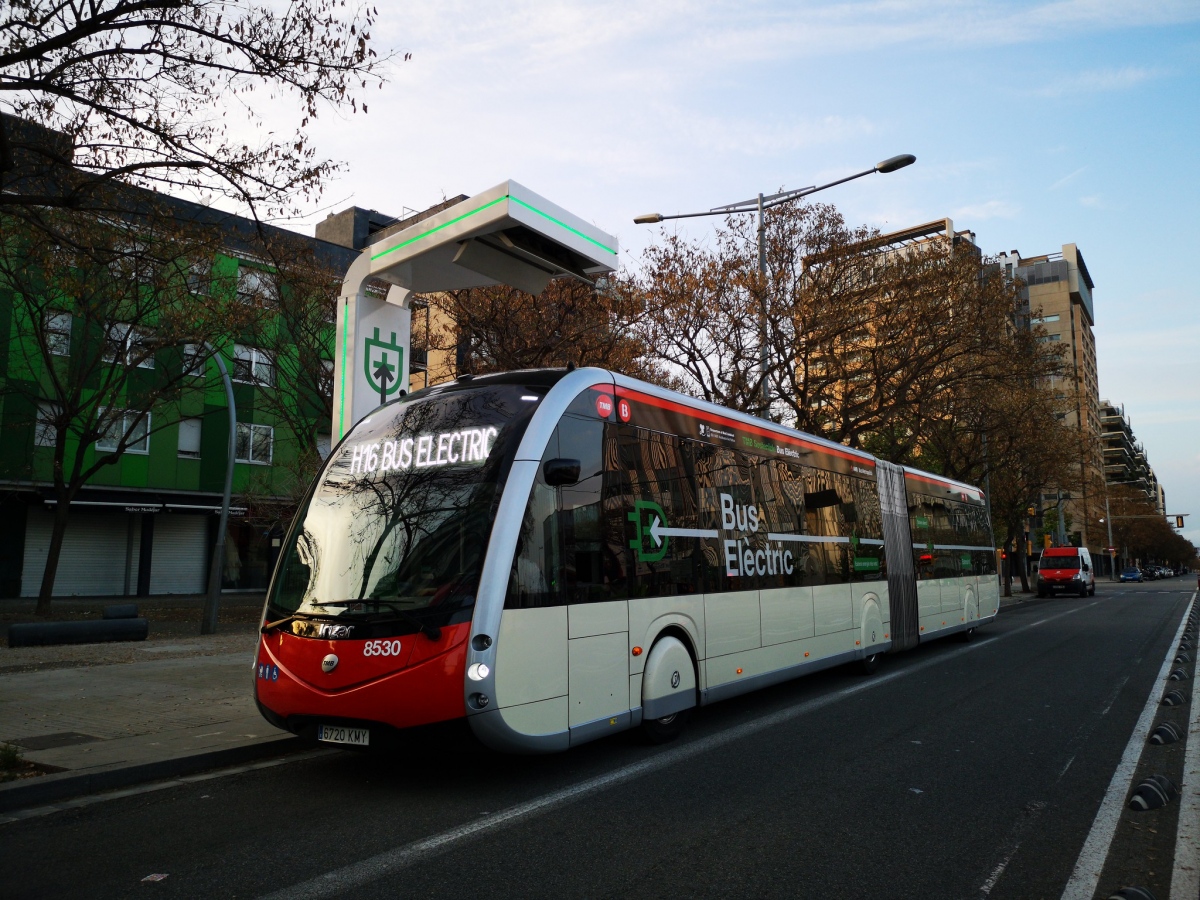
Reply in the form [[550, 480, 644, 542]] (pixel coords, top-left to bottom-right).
[[615, 426, 703, 598], [557, 416, 610, 604], [506, 429, 562, 609]]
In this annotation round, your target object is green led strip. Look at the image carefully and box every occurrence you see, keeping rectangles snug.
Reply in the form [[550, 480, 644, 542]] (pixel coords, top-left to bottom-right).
[[338, 298, 348, 438], [508, 195, 617, 256], [370, 195, 506, 261], [369, 193, 617, 262]]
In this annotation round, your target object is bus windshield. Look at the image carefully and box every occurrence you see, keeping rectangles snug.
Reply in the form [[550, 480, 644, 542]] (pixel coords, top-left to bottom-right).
[[268, 384, 543, 625]]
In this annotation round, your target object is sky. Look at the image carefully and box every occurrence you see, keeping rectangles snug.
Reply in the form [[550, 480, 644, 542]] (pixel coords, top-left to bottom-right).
[[257, 0, 1200, 544]]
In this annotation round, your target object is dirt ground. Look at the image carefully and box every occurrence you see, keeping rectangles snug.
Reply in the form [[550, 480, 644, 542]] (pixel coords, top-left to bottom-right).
[[0, 594, 265, 673]]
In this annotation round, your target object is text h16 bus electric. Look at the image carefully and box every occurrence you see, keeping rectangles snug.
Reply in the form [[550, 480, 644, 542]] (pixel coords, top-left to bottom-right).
[[255, 367, 998, 752]]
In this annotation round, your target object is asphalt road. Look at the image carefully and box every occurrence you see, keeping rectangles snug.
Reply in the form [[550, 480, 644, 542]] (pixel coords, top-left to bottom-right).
[[3, 581, 1196, 900]]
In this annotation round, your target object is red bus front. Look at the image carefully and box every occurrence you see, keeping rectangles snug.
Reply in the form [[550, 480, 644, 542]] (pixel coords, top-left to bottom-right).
[[254, 378, 545, 747]]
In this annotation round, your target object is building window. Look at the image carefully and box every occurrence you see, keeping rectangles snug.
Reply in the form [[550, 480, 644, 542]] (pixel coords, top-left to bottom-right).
[[232, 344, 275, 387], [104, 323, 155, 368], [35, 402, 58, 447], [1038, 333, 1062, 343], [236, 267, 277, 308], [178, 418, 202, 458], [236, 423, 273, 465], [183, 343, 207, 377], [1031, 314, 1060, 324], [187, 259, 210, 295], [97, 409, 150, 454], [45, 311, 72, 356]]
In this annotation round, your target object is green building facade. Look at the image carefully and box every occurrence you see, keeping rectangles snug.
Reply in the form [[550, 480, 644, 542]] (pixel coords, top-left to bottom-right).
[[0, 211, 354, 599]]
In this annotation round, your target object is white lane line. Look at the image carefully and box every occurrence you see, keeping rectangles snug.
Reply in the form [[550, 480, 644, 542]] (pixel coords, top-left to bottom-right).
[[259, 601, 1099, 900], [0, 749, 336, 826], [1171, 591, 1200, 900], [1060, 591, 1195, 900]]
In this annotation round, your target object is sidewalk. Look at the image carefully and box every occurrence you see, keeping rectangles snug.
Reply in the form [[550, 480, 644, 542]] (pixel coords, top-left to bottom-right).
[[0, 594, 303, 814]]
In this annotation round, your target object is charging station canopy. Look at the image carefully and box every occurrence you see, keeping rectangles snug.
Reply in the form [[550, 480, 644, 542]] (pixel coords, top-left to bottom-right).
[[333, 181, 619, 439]]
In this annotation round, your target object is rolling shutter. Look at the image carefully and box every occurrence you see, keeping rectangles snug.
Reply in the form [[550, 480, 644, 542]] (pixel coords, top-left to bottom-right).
[[149, 515, 209, 594], [21, 507, 138, 597]]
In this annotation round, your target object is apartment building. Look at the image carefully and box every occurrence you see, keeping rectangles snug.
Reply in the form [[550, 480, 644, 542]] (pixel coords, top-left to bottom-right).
[[0, 119, 356, 598], [996, 244, 1101, 546], [1101, 400, 1165, 514]]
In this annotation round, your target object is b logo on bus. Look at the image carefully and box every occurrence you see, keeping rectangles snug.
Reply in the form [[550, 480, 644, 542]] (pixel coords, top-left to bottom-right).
[[617, 398, 632, 422]]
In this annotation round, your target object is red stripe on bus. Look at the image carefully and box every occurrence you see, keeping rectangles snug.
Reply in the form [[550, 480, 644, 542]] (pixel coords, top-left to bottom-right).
[[904, 470, 982, 497], [614, 387, 874, 466]]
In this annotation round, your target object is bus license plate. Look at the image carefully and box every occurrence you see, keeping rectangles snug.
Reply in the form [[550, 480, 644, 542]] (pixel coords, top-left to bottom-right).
[[317, 724, 370, 747]]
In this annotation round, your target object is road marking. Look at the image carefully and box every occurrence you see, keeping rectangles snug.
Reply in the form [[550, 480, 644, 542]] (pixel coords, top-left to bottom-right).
[[1060, 591, 1195, 900], [979, 800, 1048, 898], [0, 749, 336, 826], [259, 601, 1100, 900], [1172, 591, 1200, 900]]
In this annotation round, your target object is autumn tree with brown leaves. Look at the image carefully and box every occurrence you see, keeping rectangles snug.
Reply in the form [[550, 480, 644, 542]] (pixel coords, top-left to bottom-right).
[[634, 199, 1086, 593], [417, 276, 673, 386]]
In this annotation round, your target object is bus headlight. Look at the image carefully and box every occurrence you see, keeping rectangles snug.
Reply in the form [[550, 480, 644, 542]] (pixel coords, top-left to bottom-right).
[[468, 663, 490, 681]]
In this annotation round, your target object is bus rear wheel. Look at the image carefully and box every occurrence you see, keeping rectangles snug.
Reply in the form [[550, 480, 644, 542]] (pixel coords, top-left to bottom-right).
[[641, 709, 691, 744], [860, 652, 880, 675]]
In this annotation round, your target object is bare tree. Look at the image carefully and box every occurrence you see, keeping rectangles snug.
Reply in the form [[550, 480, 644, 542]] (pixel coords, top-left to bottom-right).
[[0, 0, 391, 220], [0, 208, 252, 611]]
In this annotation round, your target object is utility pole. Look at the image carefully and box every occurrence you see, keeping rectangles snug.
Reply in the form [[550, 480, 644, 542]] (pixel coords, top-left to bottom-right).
[[1105, 495, 1115, 580], [757, 192, 769, 416]]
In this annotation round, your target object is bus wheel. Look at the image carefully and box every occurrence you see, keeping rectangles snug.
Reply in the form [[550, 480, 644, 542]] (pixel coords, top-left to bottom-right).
[[642, 708, 690, 744], [861, 652, 880, 675], [960, 626, 976, 643]]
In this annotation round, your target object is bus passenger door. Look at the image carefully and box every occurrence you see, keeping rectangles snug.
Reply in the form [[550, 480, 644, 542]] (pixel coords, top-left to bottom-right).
[[556, 416, 630, 737], [915, 548, 941, 624]]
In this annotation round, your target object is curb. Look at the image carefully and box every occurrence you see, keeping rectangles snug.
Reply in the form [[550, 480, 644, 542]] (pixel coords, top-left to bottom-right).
[[0, 734, 306, 814]]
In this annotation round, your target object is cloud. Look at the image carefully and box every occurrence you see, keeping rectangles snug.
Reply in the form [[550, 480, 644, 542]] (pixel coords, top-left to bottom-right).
[[1033, 66, 1168, 97], [952, 200, 1020, 220], [1050, 166, 1088, 190]]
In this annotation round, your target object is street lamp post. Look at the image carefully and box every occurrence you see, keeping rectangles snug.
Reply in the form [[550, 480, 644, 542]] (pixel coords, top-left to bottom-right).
[[634, 154, 916, 415], [200, 348, 237, 636]]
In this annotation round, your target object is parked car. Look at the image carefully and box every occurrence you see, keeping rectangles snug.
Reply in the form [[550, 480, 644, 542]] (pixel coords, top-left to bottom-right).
[[1038, 547, 1096, 597], [1120, 567, 1143, 583], [1141, 567, 1158, 581]]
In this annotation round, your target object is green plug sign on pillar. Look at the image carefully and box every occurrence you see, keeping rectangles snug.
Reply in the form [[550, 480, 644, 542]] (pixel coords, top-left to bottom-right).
[[332, 180, 619, 440], [364, 328, 405, 406]]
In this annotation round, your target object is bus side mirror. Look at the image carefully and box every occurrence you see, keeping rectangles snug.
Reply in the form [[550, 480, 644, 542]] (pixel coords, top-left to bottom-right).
[[543, 458, 581, 486]]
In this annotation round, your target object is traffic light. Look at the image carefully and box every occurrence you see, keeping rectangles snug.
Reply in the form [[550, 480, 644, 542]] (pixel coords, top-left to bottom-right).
[[1043, 533, 1052, 549], [1177, 515, 1186, 528]]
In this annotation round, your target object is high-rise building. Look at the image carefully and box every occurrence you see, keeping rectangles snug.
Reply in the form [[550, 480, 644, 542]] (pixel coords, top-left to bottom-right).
[[996, 244, 1101, 546]]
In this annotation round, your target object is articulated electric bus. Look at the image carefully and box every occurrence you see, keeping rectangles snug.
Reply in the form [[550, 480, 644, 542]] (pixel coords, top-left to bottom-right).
[[255, 367, 998, 752]]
